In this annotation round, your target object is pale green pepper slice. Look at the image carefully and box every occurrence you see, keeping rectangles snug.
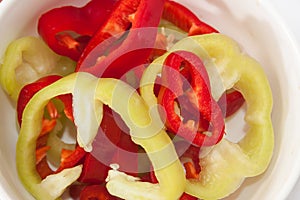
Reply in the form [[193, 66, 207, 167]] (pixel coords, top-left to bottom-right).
[[17, 72, 185, 200], [140, 33, 273, 199], [0, 36, 75, 101]]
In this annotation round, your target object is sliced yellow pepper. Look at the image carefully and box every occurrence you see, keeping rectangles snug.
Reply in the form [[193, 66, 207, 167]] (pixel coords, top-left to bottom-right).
[[140, 33, 274, 199], [0, 36, 75, 101], [17, 72, 185, 200]]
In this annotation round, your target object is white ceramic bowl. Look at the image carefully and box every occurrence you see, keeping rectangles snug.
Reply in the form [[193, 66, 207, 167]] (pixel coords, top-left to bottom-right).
[[1, 0, 300, 199]]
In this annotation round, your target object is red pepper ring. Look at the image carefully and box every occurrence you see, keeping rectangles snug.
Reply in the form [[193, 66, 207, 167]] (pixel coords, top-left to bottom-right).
[[76, 0, 166, 79], [157, 50, 225, 147], [38, 0, 117, 61]]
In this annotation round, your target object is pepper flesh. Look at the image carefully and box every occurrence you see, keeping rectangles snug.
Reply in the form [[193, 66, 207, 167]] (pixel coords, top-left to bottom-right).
[[162, 0, 218, 35], [38, 0, 117, 61], [140, 33, 273, 199], [17, 72, 185, 200], [157, 50, 225, 146], [77, 0, 166, 79], [0, 36, 75, 101]]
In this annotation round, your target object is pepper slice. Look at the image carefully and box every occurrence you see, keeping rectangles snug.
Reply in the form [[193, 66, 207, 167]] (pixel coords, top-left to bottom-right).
[[38, 0, 117, 61], [17, 72, 185, 200], [79, 185, 118, 200], [76, 0, 165, 79], [162, 0, 218, 35], [0, 36, 75, 101], [157, 50, 225, 146], [17, 75, 62, 125], [140, 33, 273, 199], [76, 0, 141, 68]]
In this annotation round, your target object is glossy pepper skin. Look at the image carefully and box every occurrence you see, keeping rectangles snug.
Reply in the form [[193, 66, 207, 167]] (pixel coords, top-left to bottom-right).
[[77, 0, 166, 79], [0, 36, 75, 101], [17, 75, 61, 125], [162, 0, 218, 35], [38, 0, 117, 61], [140, 33, 274, 199], [17, 75, 85, 177], [16, 72, 185, 200], [157, 50, 225, 146]]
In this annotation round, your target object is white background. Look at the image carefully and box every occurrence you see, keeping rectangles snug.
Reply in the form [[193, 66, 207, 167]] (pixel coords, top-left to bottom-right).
[[271, 0, 300, 199]]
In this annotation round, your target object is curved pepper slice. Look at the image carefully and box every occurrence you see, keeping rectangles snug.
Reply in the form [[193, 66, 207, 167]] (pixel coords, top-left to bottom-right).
[[38, 0, 117, 61], [140, 33, 273, 199], [17, 72, 185, 200], [17, 75, 62, 125], [76, 0, 142, 68], [162, 0, 218, 35], [77, 0, 165, 79], [157, 50, 225, 146], [79, 185, 118, 200], [0, 36, 75, 101]]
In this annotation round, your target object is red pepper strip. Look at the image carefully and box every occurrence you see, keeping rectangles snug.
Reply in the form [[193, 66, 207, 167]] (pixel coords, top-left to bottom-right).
[[175, 140, 201, 174], [158, 51, 225, 146], [79, 106, 122, 184], [180, 193, 198, 200], [78, 153, 110, 184], [17, 75, 61, 125], [17, 76, 86, 176], [100, 106, 122, 146], [57, 94, 74, 121], [77, 0, 165, 79], [36, 157, 53, 179], [76, 0, 140, 67], [112, 132, 139, 175], [17, 75, 74, 126], [35, 146, 51, 165], [179, 68, 245, 118], [38, 0, 117, 61], [183, 162, 199, 179], [40, 118, 57, 137], [79, 185, 119, 200], [218, 89, 245, 118], [162, 0, 218, 35], [46, 101, 59, 119], [56, 146, 86, 173], [79, 105, 139, 183]]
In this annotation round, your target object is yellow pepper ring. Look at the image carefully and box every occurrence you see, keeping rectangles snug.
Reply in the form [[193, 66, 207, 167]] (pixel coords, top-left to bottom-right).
[[140, 33, 274, 199], [0, 36, 75, 102], [17, 72, 185, 200]]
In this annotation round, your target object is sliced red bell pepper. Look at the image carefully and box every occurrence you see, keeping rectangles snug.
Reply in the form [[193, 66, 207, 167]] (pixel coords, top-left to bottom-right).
[[180, 193, 198, 200], [38, 0, 117, 61], [36, 157, 54, 179], [17, 75, 61, 125], [17, 75, 74, 126], [162, 0, 218, 35], [76, 0, 140, 67], [17, 75, 84, 179], [175, 140, 201, 175], [157, 50, 225, 146], [79, 185, 119, 200], [76, 0, 166, 79], [56, 146, 86, 173], [218, 89, 245, 118], [78, 153, 110, 184]]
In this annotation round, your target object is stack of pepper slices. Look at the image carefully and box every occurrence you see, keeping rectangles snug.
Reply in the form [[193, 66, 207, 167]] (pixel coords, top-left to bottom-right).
[[0, 0, 274, 200]]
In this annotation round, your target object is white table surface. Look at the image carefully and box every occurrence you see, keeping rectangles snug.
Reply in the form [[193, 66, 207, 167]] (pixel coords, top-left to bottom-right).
[[271, 0, 300, 199]]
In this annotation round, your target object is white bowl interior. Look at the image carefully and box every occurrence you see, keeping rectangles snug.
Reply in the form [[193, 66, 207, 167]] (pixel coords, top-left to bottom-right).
[[1, 0, 300, 199]]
